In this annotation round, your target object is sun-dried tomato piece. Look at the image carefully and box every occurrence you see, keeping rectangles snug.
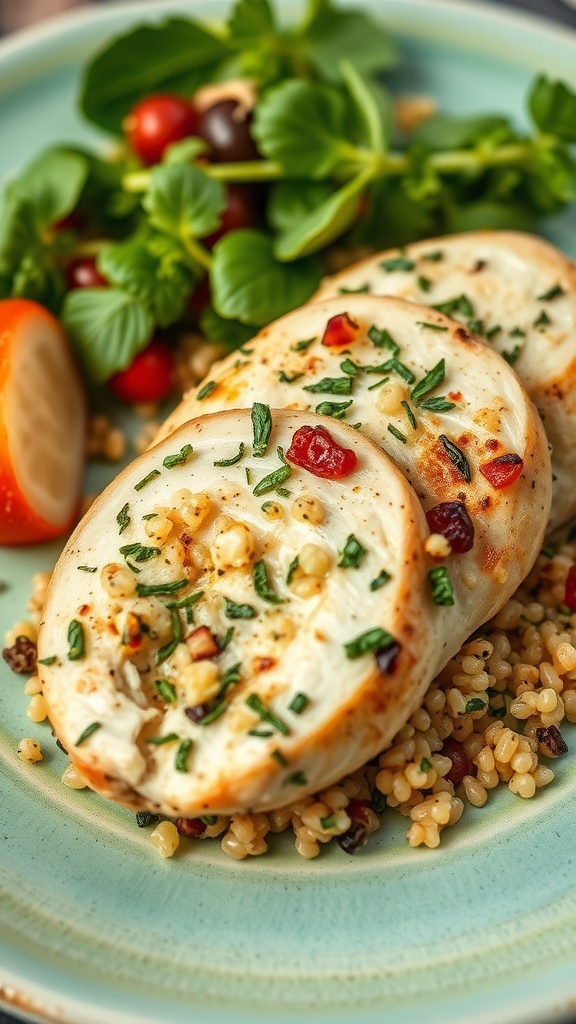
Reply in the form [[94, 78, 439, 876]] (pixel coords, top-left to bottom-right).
[[321, 312, 360, 348], [441, 736, 472, 787], [479, 453, 523, 489], [564, 565, 576, 611], [2, 636, 37, 674], [286, 424, 357, 479], [426, 501, 474, 553]]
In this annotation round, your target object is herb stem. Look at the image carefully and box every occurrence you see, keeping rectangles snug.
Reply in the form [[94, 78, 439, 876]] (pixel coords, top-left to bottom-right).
[[181, 235, 213, 271], [122, 160, 284, 194]]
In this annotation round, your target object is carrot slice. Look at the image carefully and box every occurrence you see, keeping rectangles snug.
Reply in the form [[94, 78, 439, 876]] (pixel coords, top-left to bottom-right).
[[0, 299, 86, 545]]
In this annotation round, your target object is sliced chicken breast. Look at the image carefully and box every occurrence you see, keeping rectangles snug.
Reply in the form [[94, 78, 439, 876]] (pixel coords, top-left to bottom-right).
[[313, 230, 575, 530], [38, 409, 436, 816]]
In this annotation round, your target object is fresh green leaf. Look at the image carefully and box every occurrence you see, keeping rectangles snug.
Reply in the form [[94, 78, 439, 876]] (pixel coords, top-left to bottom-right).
[[163, 136, 209, 166], [199, 305, 258, 348], [6, 146, 89, 229], [252, 402, 272, 457], [529, 75, 576, 141], [340, 59, 392, 154], [253, 559, 284, 603], [338, 534, 366, 569], [298, 1, 396, 83], [274, 172, 371, 260], [303, 376, 352, 395], [61, 287, 154, 382], [80, 17, 229, 134], [143, 163, 226, 246], [211, 229, 322, 325], [267, 180, 334, 234], [253, 446, 292, 495], [67, 619, 85, 661], [227, 0, 275, 39], [98, 229, 195, 328], [428, 566, 455, 606], [413, 113, 513, 151], [223, 597, 257, 619], [315, 399, 353, 419]]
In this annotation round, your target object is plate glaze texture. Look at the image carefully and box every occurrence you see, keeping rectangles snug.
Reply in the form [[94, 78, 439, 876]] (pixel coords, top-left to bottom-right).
[[1, 2, 576, 1023]]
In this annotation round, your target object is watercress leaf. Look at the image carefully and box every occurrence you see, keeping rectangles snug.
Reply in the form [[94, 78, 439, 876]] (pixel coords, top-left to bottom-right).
[[274, 172, 370, 260], [211, 229, 322, 325], [0, 194, 40, 279], [80, 18, 229, 134], [227, 0, 275, 41], [413, 113, 513, 151], [349, 178, 437, 249], [62, 287, 154, 382], [98, 230, 195, 327], [163, 137, 209, 166], [6, 146, 90, 229], [199, 305, 258, 348], [529, 75, 576, 142], [445, 198, 536, 234], [0, 193, 66, 311], [529, 144, 576, 205], [252, 79, 355, 179], [143, 163, 226, 244], [340, 60, 392, 154], [267, 180, 334, 234], [298, 2, 396, 82]]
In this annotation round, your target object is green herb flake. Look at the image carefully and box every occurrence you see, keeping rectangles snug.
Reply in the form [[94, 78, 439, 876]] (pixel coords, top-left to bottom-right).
[[134, 469, 161, 492], [245, 467, 252, 485], [485, 325, 502, 341], [339, 358, 358, 376], [289, 692, 310, 715], [428, 566, 455, 606], [275, 486, 291, 498], [156, 678, 177, 703], [291, 337, 316, 352], [502, 344, 521, 365], [534, 310, 551, 329], [537, 284, 564, 301], [433, 294, 474, 318], [245, 693, 290, 735], [77, 565, 97, 573], [219, 626, 235, 652], [146, 732, 180, 745], [119, 543, 160, 563], [382, 358, 415, 385], [416, 321, 448, 332], [420, 757, 432, 773], [438, 435, 471, 482], [116, 503, 130, 534], [271, 749, 288, 767], [367, 325, 399, 354], [253, 559, 284, 604], [320, 813, 336, 830], [163, 444, 194, 469], [37, 655, 57, 667], [223, 597, 256, 619], [214, 442, 245, 467], [196, 380, 217, 401], [387, 424, 407, 444], [284, 771, 308, 786], [418, 397, 456, 412], [380, 255, 415, 272], [142, 512, 158, 521], [417, 275, 432, 293], [251, 402, 272, 458], [508, 326, 526, 338], [175, 737, 193, 773], [344, 627, 394, 659], [422, 250, 443, 262], [67, 619, 85, 661], [249, 728, 275, 738], [286, 555, 300, 585], [315, 399, 353, 419], [370, 569, 391, 591], [75, 722, 101, 746], [136, 811, 160, 828], [401, 401, 417, 430], [239, 346, 254, 356], [167, 590, 204, 625], [200, 815, 218, 825], [156, 605, 183, 664], [197, 702, 227, 727], [367, 377, 390, 391], [303, 376, 353, 395], [465, 696, 486, 714], [279, 369, 304, 383], [135, 579, 188, 597], [338, 534, 366, 569], [410, 359, 445, 405], [253, 446, 292, 496], [467, 319, 484, 335], [338, 283, 370, 294]]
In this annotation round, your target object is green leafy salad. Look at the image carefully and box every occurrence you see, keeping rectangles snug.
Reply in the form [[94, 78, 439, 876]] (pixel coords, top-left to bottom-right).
[[2, 0, 576, 397]]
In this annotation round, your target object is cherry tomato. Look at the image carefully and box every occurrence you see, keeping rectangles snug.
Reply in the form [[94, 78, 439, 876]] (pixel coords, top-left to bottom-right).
[[196, 100, 259, 163], [108, 337, 174, 403], [203, 183, 259, 247], [65, 257, 108, 291], [286, 424, 357, 479], [124, 94, 199, 166]]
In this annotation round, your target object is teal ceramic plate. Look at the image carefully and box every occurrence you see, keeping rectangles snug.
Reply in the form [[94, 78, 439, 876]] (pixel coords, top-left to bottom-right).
[[2, 2, 576, 1022]]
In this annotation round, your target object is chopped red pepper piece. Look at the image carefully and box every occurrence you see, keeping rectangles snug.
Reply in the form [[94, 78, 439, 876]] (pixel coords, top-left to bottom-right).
[[286, 424, 357, 479], [321, 312, 360, 348], [479, 453, 523, 489], [426, 501, 474, 553], [564, 565, 576, 611]]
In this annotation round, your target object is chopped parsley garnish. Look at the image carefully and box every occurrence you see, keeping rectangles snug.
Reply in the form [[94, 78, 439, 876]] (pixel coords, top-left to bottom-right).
[[245, 693, 290, 735], [119, 543, 160, 563], [420, 757, 432, 773], [249, 728, 275, 737], [275, 486, 291, 498], [381, 358, 415, 384], [239, 345, 253, 355], [423, 249, 443, 262], [253, 446, 292, 496], [315, 400, 353, 419], [467, 319, 484, 335], [320, 813, 336, 829], [433, 294, 474, 318], [135, 579, 188, 597], [134, 469, 161, 492], [286, 555, 300, 585], [253, 559, 284, 604], [339, 358, 358, 376], [156, 606, 183, 664], [196, 380, 217, 400], [75, 722, 101, 746], [77, 565, 97, 573], [147, 732, 179, 745], [163, 444, 194, 469], [67, 619, 85, 661], [37, 655, 57, 666], [289, 692, 310, 714], [338, 534, 366, 569], [223, 597, 256, 619], [367, 376, 390, 391], [537, 284, 564, 301], [533, 309, 551, 329], [279, 370, 304, 383], [167, 591, 204, 625], [291, 337, 316, 352], [195, 701, 227, 726], [401, 401, 417, 429], [214, 442, 245, 467], [338, 283, 370, 293], [284, 771, 308, 786], [142, 512, 158, 521], [200, 815, 218, 825], [417, 275, 431, 292], [156, 678, 177, 703], [271, 748, 288, 767], [116, 503, 130, 534], [439, 435, 471, 482], [175, 738, 193, 773], [416, 321, 448, 332], [344, 627, 394, 659], [387, 424, 407, 444], [303, 376, 353, 395], [418, 397, 456, 412], [219, 626, 235, 651], [485, 324, 502, 341], [428, 566, 455, 606], [367, 325, 399, 354], [502, 344, 521, 365], [245, 467, 252, 484], [465, 697, 486, 714], [380, 255, 415, 271], [370, 569, 391, 591], [410, 359, 445, 405], [251, 402, 272, 457], [508, 326, 526, 338]]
